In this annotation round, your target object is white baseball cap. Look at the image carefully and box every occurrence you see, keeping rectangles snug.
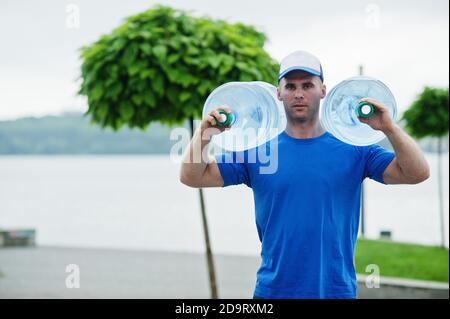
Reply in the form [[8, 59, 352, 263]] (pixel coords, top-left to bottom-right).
[[278, 50, 324, 83]]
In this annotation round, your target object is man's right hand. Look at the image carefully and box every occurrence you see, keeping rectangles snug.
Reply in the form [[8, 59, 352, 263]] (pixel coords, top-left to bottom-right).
[[179, 106, 231, 188], [200, 107, 233, 139]]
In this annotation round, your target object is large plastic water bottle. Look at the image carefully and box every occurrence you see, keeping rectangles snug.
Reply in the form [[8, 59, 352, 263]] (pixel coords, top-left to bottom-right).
[[202, 81, 287, 152], [320, 76, 397, 146]]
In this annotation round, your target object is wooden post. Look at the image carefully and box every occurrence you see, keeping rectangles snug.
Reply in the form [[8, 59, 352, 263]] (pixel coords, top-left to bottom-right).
[[189, 117, 218, 299], [437, 137, 446, 248]]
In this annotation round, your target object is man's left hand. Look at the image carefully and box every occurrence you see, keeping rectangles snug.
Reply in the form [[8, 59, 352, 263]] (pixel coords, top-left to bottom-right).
[[357, 97, 395, 133]]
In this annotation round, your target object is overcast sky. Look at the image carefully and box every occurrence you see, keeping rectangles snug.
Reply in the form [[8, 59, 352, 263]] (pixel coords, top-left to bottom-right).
[[0, 0, 448, 120]]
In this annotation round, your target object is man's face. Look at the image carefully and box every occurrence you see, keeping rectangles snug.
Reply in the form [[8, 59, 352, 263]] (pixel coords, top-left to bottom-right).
[[277, 71, 326, 123]]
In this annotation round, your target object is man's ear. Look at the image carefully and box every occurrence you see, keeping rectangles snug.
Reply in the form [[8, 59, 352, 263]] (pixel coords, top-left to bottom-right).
[[277, 87, 282, 101], [321, 84, 327, 99], [277, 80, 283, 101]]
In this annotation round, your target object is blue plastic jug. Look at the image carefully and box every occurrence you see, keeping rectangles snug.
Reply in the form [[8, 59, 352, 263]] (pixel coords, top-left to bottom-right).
[[321, 76, 397, 146], [202, 81, 287, 152]]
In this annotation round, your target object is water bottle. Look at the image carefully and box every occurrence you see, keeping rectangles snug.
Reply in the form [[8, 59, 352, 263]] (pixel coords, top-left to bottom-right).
[[320, 76, 397, 146], [202, 81, 287, 152]]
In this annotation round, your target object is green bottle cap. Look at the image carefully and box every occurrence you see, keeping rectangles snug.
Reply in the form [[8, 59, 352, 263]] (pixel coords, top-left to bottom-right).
[[216, 110, 234, 127], [356, 101, 375, 118]]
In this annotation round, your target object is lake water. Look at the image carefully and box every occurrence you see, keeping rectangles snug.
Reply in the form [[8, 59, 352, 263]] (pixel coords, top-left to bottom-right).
[[0, 153, 448, 255]]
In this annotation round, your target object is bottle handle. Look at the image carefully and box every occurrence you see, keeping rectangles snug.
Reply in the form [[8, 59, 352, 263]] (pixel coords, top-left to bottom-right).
[[356, 101, 375, 119], [216, 109, 234, 127]]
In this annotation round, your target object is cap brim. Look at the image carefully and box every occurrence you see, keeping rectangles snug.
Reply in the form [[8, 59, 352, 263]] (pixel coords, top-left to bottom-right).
[[278, 66, 323, 82]]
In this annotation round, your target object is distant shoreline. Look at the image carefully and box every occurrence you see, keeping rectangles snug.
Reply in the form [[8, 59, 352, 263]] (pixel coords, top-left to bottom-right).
[[0, 113, 448, 155]]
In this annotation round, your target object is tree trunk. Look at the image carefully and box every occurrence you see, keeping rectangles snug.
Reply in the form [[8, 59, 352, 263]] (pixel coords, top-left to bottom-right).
[[189, 117, 218, 299], [437, 137, 446, 248]]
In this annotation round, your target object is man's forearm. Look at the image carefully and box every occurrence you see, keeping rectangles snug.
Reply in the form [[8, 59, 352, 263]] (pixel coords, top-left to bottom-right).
[[180, 128, 212, 182], [384, 124, 430, 180]]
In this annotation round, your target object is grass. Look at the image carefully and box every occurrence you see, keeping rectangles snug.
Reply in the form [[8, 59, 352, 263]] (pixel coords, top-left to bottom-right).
[[355, 239, 449, 282]]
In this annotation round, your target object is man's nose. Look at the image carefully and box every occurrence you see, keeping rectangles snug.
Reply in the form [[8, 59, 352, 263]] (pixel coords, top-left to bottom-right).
[[294, 89, 305, 99]]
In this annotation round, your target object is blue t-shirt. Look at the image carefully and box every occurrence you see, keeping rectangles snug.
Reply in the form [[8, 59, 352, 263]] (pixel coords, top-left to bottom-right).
[[215, 131, 395, 299]]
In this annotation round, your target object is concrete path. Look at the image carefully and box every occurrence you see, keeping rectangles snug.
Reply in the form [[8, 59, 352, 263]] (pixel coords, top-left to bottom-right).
[[0, 246, 259, 299], [1, 246, 447, 298]]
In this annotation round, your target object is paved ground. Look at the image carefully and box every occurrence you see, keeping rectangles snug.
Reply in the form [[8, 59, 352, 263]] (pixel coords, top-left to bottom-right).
[[1, 246, 447, 299], [0, 246, 260, 298]]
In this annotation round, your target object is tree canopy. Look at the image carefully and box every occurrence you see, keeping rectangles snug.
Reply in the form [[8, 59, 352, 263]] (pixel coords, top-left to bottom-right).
[[79, 5, 278, 130], [402, 87, 449, 139]]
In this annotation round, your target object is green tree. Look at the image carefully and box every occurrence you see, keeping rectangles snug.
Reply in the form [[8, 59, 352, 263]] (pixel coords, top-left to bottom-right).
[[79, 5, 277, 130], [78, 5, 278, 298], [402, 87, 449, 248]]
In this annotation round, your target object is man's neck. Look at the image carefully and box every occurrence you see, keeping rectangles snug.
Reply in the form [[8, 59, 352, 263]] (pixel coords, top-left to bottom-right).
[[284, 119, 326, 139]]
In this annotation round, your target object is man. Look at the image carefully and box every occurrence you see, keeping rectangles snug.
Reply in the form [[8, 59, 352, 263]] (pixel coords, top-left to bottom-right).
[[179, 51, 430, 299]]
